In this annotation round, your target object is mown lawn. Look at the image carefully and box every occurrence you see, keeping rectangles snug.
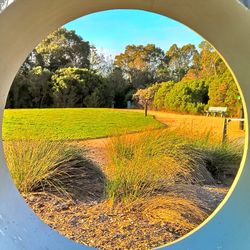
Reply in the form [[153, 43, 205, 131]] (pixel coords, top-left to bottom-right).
[[2, 108, 163, 140]]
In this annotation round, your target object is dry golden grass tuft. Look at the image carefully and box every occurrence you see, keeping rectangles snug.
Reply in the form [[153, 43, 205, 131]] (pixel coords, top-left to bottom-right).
[[3, 139, 106, 201], [139, 195, 207, 232], [3, 140, 65, 193], [105, 129, 216, 205]]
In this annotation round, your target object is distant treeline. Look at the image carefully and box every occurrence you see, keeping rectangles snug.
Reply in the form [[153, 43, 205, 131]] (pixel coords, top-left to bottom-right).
[[6, 28, 241, 115]]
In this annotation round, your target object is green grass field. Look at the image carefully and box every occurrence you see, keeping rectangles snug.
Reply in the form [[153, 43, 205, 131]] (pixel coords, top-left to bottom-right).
[[2, 108, 163, 140]]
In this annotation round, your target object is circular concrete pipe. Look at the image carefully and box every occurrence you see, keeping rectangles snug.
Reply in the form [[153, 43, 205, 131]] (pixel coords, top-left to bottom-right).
[[0, 0, 250, 249]]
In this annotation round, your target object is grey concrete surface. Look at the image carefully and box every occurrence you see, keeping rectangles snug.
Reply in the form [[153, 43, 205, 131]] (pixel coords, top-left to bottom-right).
[[0, 0, 249, 249], [240, 0, 250, 9]]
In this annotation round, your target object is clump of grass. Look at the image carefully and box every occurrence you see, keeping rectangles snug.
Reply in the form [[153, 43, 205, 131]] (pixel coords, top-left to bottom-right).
[[3, 140, 65, 193], [170, 120, 244, 182], [140, 196, 208, 232], [3, 140, 106, 201], [105, 129, 215, 205], [193, 138, 244, 181]]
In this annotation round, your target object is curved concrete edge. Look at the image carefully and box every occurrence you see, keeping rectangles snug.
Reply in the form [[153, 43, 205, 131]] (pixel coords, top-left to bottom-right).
[[0, 139, 86, 248], [239, 0, 250, 9], [0, 0, 249, 249], [0, 1, 13, 12]]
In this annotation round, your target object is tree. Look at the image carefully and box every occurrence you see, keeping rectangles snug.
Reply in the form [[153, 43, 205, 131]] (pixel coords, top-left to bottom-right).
[[6, 66, 52, 108], [89, 46, 114, 76], [133, 83, 161, 109], [27, 67, 52, 108], [6, 71, 31, 108], [115, 44, 166, 88], [105, 67, 129, 108], [153, 81, 175, 110], [35, 28, 90, 71], [208, 71, 241, 116], [51, 67, 106, 108], [197, 41, 221, 78], [166, 44, 198, 82], [163, 80, 208, 113]]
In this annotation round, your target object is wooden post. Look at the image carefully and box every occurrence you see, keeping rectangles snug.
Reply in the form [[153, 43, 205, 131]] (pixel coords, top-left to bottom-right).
[[144, 100, 148, 117], [222, 118, 229, 143], [239, 105, 244, 130]]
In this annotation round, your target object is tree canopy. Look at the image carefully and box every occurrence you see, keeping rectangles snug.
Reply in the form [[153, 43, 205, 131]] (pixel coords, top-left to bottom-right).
[[6, 28, 241, 115], [35, 28, 90, 71], [115, 44, 166, 88]]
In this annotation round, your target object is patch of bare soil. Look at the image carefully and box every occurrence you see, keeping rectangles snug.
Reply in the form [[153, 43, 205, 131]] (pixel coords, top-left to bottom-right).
[[72, 138, 110, 167], [24, 184, 227, 250]]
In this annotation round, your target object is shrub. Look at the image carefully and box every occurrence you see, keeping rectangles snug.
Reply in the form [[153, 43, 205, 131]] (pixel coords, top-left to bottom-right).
[[163, 80, 208, 114], [193, 138, 243, 182], [105, 129, 215, 205], [136, 79, 209, 114], [153, 81, 175, 110]]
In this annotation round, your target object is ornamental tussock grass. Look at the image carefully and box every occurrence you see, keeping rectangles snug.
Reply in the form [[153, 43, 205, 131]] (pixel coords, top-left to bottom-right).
[[3, 140, 106, 201], [139, 195, 207, 232], [105, 129, 216, 205], [192, 138, 244, 182], [3, 140, 64, 194]]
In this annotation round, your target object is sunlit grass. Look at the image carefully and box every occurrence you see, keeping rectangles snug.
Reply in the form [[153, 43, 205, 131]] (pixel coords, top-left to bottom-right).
[[3, 140, 105, 200], [3, 108, 163, 140], [105, 128, 243, 205], [3, 140, 67, 193]]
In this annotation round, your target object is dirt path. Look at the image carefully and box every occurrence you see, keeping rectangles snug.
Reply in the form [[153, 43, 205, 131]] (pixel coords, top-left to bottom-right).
[[71, 110, 245, 167], [72, 138, 110, 167], [130, 109, 245, 141]]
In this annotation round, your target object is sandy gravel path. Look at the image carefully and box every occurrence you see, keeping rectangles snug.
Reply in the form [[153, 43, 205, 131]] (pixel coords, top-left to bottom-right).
[[70, 110, 245, 167]]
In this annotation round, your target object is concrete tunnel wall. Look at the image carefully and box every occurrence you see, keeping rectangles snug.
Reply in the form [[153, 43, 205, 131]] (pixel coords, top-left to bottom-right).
[[0, 0, 250, 249]]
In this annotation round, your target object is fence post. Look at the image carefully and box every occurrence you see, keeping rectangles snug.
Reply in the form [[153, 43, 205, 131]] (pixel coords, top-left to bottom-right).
[[144, 100, 148, 117], [222, 118, 229, 143], [240, 105, 244, 130]]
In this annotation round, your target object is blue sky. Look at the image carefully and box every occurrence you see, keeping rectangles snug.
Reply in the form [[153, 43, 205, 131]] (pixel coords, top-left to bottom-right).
[[65, 10, 203, 57]]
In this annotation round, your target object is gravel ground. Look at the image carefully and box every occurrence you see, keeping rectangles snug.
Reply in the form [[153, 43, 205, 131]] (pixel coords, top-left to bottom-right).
[[24, 184, 228, 250]]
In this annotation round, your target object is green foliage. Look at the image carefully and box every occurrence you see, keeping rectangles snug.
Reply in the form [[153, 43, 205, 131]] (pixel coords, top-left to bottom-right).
[[102, 67, 130, 108], [208, 71, 241, 116], [27, 67, 52, 108], [36, 28, 90, 71], [105, 130, 196, 204], [114, 44, 166, 88], [135, 80, 209, 114], [6, 26, 241, 113], [135, 41, 241, 116], [153, 81, 175, 109], [166, 44, 198, 82], [4, 140, 105, 200], [105, 128, 241, 204], [192, 137, 243, 181], [51, 67, 106, 108], [164, 80, 208, 113]]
